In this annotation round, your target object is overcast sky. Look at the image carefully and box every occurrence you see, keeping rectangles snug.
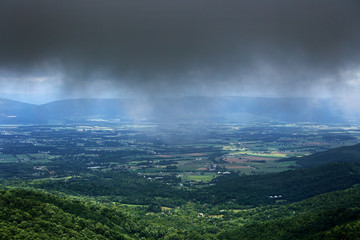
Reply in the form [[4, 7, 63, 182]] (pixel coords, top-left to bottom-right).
[[1, 0, 360, 104]]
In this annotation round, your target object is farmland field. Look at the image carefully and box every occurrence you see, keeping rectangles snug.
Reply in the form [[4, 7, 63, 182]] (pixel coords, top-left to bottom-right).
[[0, 122, 359, 183]]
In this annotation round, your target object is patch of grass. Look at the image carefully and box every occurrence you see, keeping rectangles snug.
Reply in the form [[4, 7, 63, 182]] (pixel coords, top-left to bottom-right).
[[121, 203, 147, 208], [182, 174, 216, 182], [0, 154, 18, 162]]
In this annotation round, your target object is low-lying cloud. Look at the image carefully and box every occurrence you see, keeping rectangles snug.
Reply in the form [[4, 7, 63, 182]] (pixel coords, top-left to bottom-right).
[[0, 0, 360, 102]]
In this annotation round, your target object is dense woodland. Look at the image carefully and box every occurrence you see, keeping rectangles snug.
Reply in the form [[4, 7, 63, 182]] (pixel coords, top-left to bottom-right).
[[2, 185, 360, 239]]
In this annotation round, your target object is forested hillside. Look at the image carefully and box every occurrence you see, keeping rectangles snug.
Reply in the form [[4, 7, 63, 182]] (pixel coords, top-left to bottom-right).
[[2, 186, 360, 239], [29, 172, 188, 206], [0, 189, 141, 239], [195, 162, 360, 206], [287, 143, 360, 168], [218, 187, 360, 239]]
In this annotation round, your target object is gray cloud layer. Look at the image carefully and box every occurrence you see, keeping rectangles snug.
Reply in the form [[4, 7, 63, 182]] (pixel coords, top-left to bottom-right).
[[1, 0, 360, 98]]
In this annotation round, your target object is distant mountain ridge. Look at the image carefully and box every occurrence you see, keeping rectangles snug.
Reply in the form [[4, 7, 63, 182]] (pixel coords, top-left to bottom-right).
[[0, 98, 39, 124], [0, 96, 348, 124]]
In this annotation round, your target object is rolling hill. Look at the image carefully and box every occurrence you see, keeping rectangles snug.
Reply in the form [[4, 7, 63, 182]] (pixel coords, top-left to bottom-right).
[[292, 143, 360, 168]]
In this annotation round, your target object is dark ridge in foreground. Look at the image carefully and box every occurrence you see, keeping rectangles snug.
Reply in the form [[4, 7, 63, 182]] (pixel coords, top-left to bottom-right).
[[3, 184, 360, 239], [196, 161, 360, 206], [0, 188, 138, 239], [219, 187, 360, 240], [290, 143, 360, 168]]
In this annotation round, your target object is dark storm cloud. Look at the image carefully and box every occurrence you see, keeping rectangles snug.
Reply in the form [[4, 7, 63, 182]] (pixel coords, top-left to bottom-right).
[[1, 0, 360, 96]]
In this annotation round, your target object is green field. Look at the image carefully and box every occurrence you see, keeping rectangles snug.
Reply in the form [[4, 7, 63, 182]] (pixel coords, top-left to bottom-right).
[[0, 154, 18, 163], [182, 173, 216, 182]]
